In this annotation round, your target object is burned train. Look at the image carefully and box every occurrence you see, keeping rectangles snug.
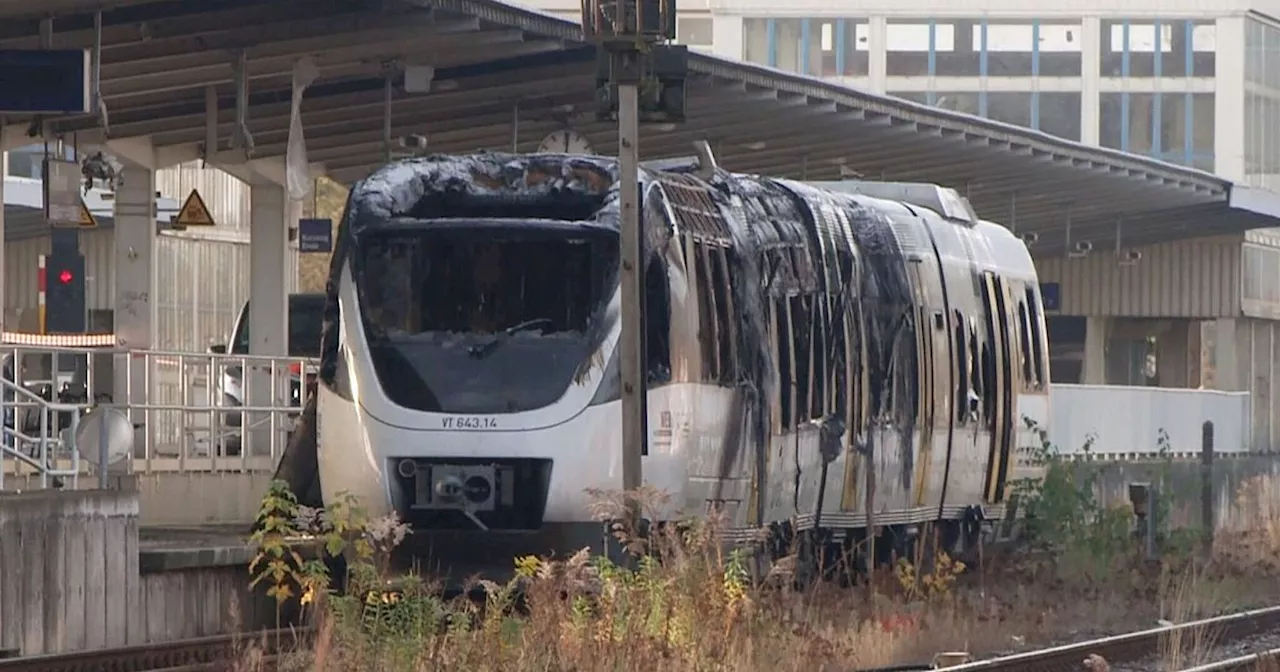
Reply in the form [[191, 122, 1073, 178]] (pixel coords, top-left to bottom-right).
[[280, 151, 1051, 573]]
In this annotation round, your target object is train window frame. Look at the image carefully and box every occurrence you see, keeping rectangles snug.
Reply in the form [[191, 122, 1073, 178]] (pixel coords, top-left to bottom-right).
[[711, 245, 739, 382], [1024, 286, 1047, 389], [688, 236, 738, 386], [790, 294, 815, 424], [953, 309, 969, 425], [918, 306, 933, 424], [644, 254, 673, 385], [1016, 295, 1037, 390], [810, 296, 828, 420], [775, 297, 796, 431], [691, 238, 718, 380], [969, 319, 984, 422], [1015, 298, 1029, 383]]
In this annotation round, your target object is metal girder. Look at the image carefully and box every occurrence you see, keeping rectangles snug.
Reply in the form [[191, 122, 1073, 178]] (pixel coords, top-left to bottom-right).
[[247, 94, 765, 159], [104, 35, 563, 106], [317, 103, 843, 175], [100, 20, 486, 99], [98, 6, 447, 65], [201, 89, 602, 151], [64, 60, 597, 139], [196, 76, 592, 153]]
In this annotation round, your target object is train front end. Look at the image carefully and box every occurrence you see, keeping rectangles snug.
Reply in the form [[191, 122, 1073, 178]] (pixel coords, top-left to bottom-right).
[[315, 216, 639, 564]]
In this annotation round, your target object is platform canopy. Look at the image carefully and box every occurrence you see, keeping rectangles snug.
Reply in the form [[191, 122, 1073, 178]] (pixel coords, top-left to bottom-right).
[[1, 0, 1278, 256]]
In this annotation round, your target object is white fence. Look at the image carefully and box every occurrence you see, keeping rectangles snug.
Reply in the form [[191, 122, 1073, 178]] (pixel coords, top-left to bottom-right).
[[0, 345, 312, 483], [1049, 384, 1252, 458]]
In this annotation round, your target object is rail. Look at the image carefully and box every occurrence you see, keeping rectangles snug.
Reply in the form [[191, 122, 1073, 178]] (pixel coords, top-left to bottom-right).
[[1177, 648, 1280, 671], [930, 605, 1280, 672], [0, 344, 315, 486], [861, 604, 1280, 672], [0, 627, 313, 672]]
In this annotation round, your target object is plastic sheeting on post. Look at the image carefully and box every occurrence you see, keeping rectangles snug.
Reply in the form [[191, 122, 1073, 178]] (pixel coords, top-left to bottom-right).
[[286, 57, 320, 202]]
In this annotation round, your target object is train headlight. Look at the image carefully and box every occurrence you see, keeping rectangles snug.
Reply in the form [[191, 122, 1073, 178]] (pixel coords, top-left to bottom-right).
[[464, 476, 492, 504], [396, 459, 418, 479], [435, 474, 465, 501]]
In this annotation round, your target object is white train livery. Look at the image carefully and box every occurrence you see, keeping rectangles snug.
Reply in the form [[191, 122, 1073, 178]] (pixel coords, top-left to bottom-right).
[[276, 152, 1051, 575]]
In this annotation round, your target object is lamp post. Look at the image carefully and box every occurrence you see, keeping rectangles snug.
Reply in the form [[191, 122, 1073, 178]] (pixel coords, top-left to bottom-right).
[[580, 0, 687, 508]]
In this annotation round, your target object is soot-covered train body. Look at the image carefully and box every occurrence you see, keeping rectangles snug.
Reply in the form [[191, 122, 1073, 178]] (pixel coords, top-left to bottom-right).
[[289, 152, 1050, 567]]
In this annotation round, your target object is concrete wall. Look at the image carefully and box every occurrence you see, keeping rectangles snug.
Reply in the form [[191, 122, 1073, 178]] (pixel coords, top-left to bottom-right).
[[0, 489, 139, 656], [2, 472, 274, 528], [1078, 454, 1280, 532], [134, 472, 274, 526], [138, 564, 276, 644], [0, 488, 277, 657], [1050, 384, 1251, 457]]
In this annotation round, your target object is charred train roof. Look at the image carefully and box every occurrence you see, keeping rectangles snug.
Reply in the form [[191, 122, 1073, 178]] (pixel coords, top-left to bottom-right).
[[340, 152, 1026, 273], [344, 153, 622, 235]]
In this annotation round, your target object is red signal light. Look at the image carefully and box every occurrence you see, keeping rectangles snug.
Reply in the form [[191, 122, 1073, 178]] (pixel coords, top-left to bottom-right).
[[58, 269, 73, 284]]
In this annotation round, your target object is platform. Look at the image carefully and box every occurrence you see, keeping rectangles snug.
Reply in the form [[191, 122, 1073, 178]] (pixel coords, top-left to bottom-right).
[[0, 492, 284, 659], [138, 524, 257, 573]]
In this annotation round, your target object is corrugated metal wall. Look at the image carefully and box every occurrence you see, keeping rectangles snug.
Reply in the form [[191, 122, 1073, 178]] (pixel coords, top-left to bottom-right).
[[3, 230, 116, 331], [1214, 317, 1280, 452], [3, 231, 251, 350], [1035, 236, 1243, 318], [155, 233, 251, 351], [5, 162, 295, 349], [154, 161, 252, 232]]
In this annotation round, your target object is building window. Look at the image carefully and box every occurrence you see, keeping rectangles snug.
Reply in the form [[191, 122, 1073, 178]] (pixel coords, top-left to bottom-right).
[[886, 21, 953, 77], [676, 17, 713, 47], [1038, 92, 1082, 141], [978, 20, 1084, 77], [743, 17, 869, 77], [1245, 19, 1280, 190], [935, 20, 982, 76], [1245, 19, 1278, 88], [1101, 19, 1216, 78], [1034, 21, 1084, 77], [921, 19, 1083, 78], [6, 144, 77, 179], [1100, 92, 1214, 169], [987, 92, 1032, 127], [7, 149, 43, 178], [1246, 91, 1280, 176]]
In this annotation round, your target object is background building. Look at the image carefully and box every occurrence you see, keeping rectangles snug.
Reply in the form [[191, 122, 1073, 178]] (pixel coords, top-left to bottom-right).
[[2, 147, 294, 352]]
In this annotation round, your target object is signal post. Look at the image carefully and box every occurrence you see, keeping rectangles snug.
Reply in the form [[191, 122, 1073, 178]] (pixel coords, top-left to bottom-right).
[[580, 0, 688, 515]]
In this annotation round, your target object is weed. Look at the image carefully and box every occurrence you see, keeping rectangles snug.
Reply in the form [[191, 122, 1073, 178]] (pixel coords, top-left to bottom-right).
[[1008, 417, 1133, 584], [238, 445, 1280, 671]]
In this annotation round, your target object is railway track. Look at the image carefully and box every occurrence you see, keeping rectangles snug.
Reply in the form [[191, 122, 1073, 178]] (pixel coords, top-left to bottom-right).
[[1173, 648, 1280, 672], [0, 627, 314, 672], [923, 605, 1280, 672]]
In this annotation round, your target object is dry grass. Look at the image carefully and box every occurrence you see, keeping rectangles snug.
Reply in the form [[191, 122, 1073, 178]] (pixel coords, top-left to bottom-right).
[[235, 474, 1280, 672]]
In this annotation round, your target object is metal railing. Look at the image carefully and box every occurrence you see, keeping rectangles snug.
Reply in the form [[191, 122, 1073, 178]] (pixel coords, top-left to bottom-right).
[[0, 344, 314, 486], [0, 376, 87, 490]]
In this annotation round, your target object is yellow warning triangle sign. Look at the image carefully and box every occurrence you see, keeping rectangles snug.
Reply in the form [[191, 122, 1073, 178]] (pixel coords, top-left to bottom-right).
[[77, 199, 97, 228], [175, 189, 215, 227]]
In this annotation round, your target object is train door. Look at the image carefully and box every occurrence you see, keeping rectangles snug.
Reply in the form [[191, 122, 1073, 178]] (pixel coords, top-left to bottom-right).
[[979, 272, 1015, 504]]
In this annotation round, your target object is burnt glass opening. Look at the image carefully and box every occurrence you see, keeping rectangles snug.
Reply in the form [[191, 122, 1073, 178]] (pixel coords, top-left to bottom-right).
[[354, 219, 619, 414]]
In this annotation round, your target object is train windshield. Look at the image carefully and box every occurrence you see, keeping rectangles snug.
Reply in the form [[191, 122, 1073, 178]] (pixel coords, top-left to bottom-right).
[[354, 220, 619, 414]]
